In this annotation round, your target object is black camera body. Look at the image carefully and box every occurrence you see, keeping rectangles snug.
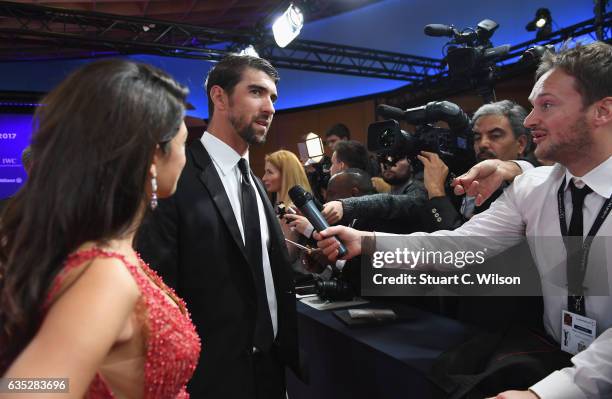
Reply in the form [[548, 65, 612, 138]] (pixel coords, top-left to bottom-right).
[[368, 101, 475, 177]]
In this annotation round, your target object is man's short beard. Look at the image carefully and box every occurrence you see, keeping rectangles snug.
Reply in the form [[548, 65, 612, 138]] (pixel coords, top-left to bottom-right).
[[535, 114, 591, 164], [239, 125, 267, 145], [230, 114, 267, 145]]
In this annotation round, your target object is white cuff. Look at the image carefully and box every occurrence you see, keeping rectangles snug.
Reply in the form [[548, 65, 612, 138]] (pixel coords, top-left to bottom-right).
[[512, 159, 534, 173], [335, 259, 347, 271], [530, 370, 586, 399], [303, 224, 314, 239]]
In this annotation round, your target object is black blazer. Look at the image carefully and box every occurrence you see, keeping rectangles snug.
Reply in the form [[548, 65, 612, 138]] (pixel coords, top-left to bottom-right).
[[137, 140, 299, 398]]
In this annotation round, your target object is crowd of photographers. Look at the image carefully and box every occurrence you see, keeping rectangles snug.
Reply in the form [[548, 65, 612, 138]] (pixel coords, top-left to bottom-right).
[[272, 44, 611, 399], [279, 97, 538, 292], [291, 42, 612, 399]]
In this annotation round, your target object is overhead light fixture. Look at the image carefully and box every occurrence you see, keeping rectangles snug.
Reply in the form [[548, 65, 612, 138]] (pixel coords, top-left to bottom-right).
[[272, 3, 304, 48], [526, 8, 552, 39], [238, 45, 260, 58]]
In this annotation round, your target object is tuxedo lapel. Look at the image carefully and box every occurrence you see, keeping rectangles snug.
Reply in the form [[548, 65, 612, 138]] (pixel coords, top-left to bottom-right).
[[189, 141, 249, 263]]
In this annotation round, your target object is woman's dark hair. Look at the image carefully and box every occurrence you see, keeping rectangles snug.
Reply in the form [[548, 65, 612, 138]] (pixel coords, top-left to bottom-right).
[[0, 59, 188, 370]]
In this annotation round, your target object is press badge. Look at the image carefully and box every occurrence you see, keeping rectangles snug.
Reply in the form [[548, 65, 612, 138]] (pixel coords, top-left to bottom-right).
[[561, 310, 596, 355]]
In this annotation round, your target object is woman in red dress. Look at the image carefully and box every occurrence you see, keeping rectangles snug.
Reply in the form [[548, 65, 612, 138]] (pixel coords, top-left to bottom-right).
[[0, 59, 201, 398]]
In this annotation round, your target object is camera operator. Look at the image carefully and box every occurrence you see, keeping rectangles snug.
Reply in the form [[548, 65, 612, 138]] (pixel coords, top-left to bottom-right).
[[415, 101, 543, 334], [419, 100, 533, 231], [324, 100, 536, 233], [381, 156, 423, 196], [324, 99, 476, 234]]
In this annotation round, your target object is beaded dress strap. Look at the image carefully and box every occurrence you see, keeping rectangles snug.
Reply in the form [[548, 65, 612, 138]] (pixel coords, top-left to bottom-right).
[[45, 248, 144, 308]]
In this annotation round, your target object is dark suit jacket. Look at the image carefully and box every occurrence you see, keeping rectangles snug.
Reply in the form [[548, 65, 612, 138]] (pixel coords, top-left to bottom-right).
[[419, 188, 503, 232], [339, 179, 428, 234], [137, 140, 299, 398], [419, 157, 541, 232]]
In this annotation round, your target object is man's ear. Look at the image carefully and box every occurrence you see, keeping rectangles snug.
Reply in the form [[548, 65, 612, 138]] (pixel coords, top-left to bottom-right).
[[592, 97, 612, 128], [210, 85, 228, 112], [517, 135, 529, 157], [351, 187, 360, 197]]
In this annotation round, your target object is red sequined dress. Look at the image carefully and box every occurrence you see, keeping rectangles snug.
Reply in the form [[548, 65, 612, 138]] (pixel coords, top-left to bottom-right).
[[45, 248, 201, 399]]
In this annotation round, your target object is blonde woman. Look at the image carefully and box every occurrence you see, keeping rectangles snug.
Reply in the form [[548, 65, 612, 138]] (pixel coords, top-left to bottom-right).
[[262, 150, 314, 272], [262, 150, 312, 206]]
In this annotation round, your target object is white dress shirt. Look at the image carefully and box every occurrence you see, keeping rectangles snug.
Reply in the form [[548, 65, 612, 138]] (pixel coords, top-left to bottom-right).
[[201, 132, 278, 337], [375, 156, 612, 398]]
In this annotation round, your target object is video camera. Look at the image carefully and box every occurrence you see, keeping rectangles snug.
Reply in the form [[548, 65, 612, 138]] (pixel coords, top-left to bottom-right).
[[424, 19, 510, 103], [367, 100, 475, 177]]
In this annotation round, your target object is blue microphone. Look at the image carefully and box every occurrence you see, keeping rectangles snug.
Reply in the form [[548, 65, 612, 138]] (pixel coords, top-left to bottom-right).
[[289, 185, 348, 258]]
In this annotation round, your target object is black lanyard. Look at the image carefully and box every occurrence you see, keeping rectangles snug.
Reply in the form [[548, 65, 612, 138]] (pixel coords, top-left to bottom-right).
[[557, 177, 612, 314]]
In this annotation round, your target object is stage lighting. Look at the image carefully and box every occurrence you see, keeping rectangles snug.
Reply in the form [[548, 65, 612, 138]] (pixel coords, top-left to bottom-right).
[[272, 3, 304, 48], [526, 8, 552, 39], [238, 45, 260, 58], [302, 132, 324, 163]]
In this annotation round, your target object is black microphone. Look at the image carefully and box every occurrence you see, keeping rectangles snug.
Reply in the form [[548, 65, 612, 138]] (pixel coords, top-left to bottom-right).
[[424, 24, 455, 37], [376, 104, 405, 120], [289, 185, 348, 258], [377, 104, 426, 126]]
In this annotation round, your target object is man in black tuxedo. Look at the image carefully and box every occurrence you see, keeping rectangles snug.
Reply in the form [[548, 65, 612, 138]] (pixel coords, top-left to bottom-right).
[[137, 55, 299, 399]]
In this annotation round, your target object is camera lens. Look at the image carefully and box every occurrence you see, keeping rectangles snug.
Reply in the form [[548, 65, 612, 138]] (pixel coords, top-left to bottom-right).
[[379, 129, 396, 148], [316, 279, 355, 301]]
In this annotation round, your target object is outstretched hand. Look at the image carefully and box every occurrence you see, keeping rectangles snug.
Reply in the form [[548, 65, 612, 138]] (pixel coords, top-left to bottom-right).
[[452, 159, 522, 206], [313, 225, 368, 262]]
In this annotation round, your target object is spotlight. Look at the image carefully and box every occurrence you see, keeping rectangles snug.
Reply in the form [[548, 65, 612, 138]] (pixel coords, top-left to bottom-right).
[[272, 3, 304, 48], [238, 45, 260, 58], [526, 8, 552, 39]]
